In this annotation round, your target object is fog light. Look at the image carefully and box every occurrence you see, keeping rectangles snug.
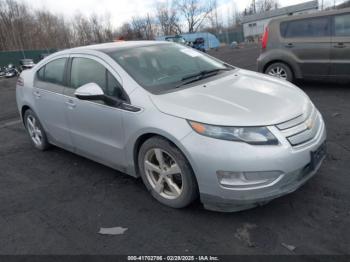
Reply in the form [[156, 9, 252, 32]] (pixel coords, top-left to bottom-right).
[[216, 170, 283, 188]]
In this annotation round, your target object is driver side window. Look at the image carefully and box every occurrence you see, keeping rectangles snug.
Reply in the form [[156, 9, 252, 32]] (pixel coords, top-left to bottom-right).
[[70, 57, 125, 101]]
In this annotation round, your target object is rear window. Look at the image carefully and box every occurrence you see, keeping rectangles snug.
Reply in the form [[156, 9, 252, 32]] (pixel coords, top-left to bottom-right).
[[37, 66, 45, 81], [36, 58, 67, 85], [45, 58, 67, 85], [334, 13, 350, 37], [280, 17, 330, 38]]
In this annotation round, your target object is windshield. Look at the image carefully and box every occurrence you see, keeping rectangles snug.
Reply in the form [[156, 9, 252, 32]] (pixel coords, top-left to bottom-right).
[[107, 43, 233, 94]]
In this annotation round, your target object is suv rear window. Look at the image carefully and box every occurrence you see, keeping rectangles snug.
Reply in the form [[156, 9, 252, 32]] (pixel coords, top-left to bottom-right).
[[281, 17, 330, 38]]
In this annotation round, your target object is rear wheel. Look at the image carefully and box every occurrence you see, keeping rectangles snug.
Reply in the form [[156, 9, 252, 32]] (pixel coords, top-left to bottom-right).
[[24, 109, 50, 151], [138, 137, 198, 208], [265, 62, 293, 82]]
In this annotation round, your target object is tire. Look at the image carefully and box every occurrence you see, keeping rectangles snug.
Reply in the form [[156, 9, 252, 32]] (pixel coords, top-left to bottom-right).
[[265, 62, 294, 82], [24, 109, 50, 151], [138, 136, 198, 208]]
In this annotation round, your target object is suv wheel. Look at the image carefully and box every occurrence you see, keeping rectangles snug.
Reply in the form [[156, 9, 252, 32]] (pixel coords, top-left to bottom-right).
[[24, 109, 50, 151], [138, 137, 198, 208], [265, 62, 293, 82]]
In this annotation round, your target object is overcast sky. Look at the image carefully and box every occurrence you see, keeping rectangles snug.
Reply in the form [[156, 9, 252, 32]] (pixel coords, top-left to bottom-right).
[[20, 0, 343, 27]]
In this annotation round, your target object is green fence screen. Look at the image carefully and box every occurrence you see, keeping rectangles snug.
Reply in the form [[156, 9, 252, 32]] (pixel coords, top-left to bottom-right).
[[0, 49, 58, 67]]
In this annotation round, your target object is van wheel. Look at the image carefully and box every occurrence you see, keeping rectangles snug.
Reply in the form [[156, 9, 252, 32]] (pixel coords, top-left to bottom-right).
[[138, 137, 198, 208], [265, 62, 293, 82], [24, 109, 50, 151]]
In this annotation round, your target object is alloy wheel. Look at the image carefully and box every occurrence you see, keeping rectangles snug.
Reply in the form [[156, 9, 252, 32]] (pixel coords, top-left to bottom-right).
[[144, 148, 183, 200], [26, 115, 43, 147], [268, 66, 288, 80]]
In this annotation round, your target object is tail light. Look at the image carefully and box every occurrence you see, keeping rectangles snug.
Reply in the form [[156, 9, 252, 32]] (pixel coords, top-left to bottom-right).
[[17, 76, 24, 86], [262, 26, 269, 50]]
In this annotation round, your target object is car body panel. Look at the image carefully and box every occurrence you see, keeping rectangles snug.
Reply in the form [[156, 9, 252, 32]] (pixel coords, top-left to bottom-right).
[[330, 34, 350, 76], [279, 36, 331, 77], [62, 54, 127, 171], [16, 41, 327, 212], [331, 13, 350, 77], [150, 69, 309, 126], [257, 8, 350, 80], [32, 55, 74, 150]]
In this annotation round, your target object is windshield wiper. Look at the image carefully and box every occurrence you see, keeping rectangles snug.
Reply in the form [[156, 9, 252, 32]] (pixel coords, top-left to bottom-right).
[[175, 68, 231, 88]]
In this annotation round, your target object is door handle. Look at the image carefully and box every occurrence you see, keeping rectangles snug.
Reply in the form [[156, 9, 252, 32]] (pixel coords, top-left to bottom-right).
[[334, 42, 345, 48], [33, 90, 41, 98], [285, 43, 294, 48], [65, 99, 76, 108]]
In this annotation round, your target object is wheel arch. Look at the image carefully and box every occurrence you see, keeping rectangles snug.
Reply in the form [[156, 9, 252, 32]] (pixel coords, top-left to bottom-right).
[[263, 59, 301, 79], [21, 105, 31, 125], [131, 132, 197, 182]]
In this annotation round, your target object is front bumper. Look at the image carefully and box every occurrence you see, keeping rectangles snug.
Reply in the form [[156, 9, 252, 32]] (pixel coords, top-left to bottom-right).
[[180, 116, 326, 212]]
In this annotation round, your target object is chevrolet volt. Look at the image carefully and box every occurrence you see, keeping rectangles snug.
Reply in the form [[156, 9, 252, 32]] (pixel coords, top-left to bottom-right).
[[16, 41, 326, 211]]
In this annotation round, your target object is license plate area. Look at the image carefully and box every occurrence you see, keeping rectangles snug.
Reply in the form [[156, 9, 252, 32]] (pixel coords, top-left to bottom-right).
[[310, 142, 327, 170]]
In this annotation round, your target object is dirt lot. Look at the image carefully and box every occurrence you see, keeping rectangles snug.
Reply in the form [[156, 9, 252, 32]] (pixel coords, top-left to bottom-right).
[[0, 46, 349, 255]]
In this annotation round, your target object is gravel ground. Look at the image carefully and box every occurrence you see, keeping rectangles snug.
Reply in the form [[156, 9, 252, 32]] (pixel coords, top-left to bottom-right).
[[0, 46, 349, 255]]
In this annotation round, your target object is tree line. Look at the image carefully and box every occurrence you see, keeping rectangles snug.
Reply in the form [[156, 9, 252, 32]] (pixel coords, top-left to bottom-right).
[[0, 0, 280, 51]]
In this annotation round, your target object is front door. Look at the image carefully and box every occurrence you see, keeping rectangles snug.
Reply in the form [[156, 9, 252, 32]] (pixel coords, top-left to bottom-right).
[[63, 55, 127, 169], [281, 16, 331, 77], [330, 13, 350, 77]]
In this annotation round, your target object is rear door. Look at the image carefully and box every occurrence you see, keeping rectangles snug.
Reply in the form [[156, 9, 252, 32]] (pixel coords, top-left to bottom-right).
[[33, 56, 73, 149], [330, 12, 350, 77], [280, 16, 331, 77], [63, 55, 127, 169]]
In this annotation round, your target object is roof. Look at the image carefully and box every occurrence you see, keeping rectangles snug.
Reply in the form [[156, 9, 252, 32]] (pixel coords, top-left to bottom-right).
[[271, 6, 350, 23], [242, 0, 318, 23], [71, 40, 168, 52]]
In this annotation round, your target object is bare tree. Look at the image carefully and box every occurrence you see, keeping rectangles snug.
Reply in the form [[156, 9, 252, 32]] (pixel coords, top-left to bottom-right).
[[115, 22, 136, 40], [256, 0, 280, 12], [156, 0, 181, 35], [207, 0, 221, 33], [0, 0, 115, 51], [175, 0, 214, 33], [131, 14, 155, 40], [243, 0, 279, 16]]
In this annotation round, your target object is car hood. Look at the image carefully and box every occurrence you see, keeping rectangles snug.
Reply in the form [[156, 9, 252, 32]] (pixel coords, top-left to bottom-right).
[[150, 69, 311, 126]]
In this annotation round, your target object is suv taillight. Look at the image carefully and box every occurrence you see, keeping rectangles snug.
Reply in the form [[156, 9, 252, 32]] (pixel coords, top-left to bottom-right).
[[262, 26, 269, 50], [17, 77, 24, 86]]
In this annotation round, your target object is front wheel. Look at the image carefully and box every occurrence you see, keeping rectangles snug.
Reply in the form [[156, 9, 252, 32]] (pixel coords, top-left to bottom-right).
[[265, 62, 294, 82], [138, 137, 198, 208]]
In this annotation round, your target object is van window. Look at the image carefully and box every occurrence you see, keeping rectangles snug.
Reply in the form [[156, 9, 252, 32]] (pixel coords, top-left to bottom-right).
[[281, 17, 330, 38], [334, 13, 350, 37], [43, 58, 67, 85]]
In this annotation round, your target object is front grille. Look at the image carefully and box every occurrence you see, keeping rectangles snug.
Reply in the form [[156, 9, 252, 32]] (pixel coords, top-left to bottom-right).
[[276, 105, 321, 146]]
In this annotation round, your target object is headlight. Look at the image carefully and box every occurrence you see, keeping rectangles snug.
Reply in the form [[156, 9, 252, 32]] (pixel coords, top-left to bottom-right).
[[188, 121, 278, 145]]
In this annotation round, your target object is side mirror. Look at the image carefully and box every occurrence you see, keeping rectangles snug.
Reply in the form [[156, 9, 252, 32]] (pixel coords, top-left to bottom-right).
[[74, 82, 123, 107], [75, 83, 104, 101]]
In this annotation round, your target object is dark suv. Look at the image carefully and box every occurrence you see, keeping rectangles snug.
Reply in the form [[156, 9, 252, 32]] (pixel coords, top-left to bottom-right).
[[257, 8, 350, 82]]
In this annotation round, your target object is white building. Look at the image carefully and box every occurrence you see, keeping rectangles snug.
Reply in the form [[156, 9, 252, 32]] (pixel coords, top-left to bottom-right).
[[242, 0, 319, 41]]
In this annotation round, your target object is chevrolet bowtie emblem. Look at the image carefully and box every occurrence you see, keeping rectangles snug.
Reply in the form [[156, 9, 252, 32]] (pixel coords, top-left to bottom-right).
[[306, 119, 314, 130]]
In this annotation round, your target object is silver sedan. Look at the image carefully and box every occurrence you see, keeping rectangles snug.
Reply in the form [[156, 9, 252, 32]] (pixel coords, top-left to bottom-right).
[[16, 41, 326, 212]]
